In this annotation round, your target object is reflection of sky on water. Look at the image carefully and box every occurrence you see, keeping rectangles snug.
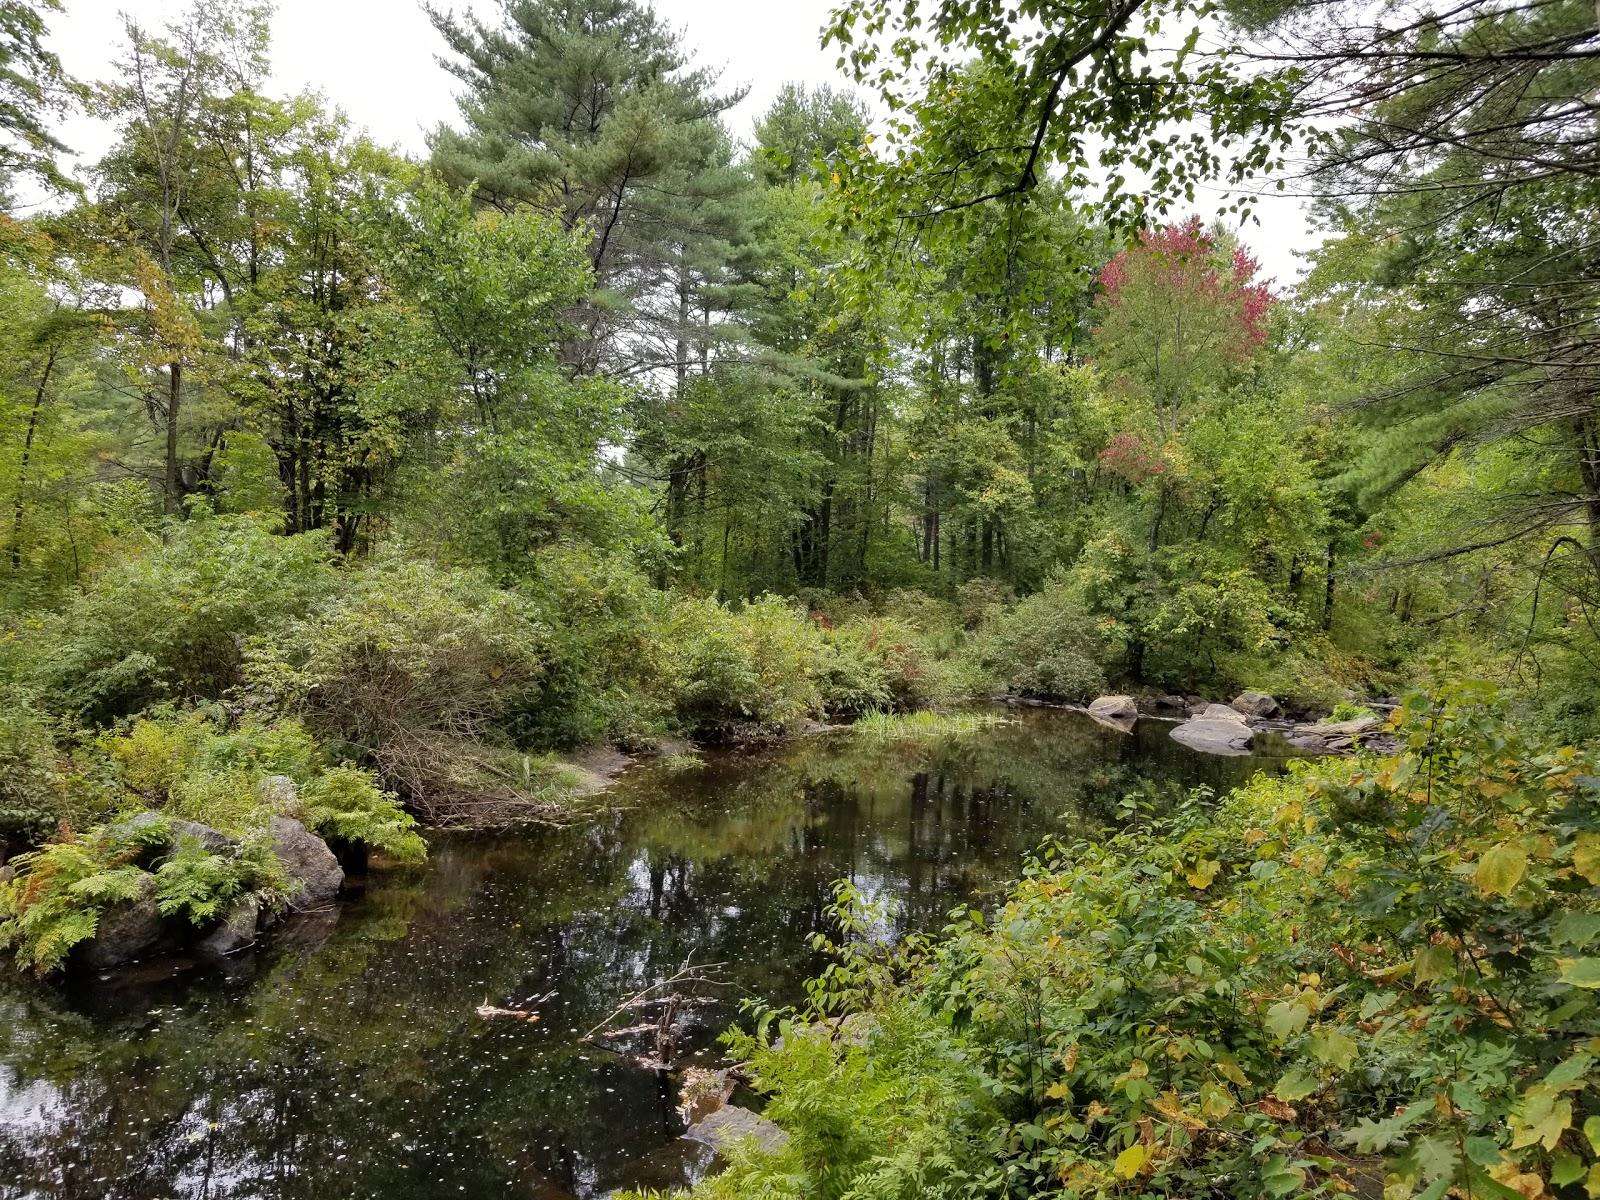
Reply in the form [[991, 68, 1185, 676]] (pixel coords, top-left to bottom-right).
[[0, 708, 1290, 1199]]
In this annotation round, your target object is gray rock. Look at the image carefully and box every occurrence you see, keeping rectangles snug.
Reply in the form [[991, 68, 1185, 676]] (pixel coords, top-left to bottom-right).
[[270, 817, 343, 911], [1201, 703, 1250, 724], [1303, 715, 1380, 738], [683, 1105, 790, 1156], [1231, 691, 1280, 718], [1171, 717, 1255, 756], [0, 864, 14, 887], [79, 873, 168, 969], [258, 775, 299, 810], [1152, 693, 1188, 713], [1088, 694, 1138, 721], [113, 811, 236, 856], [196, 897, 259, 957]]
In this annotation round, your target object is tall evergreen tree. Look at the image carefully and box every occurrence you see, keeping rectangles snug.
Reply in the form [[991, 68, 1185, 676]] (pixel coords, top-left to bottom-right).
[[428, 0, 744, 376]]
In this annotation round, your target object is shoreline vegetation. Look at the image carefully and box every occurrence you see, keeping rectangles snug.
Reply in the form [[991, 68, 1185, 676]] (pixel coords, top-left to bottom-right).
[[2, 0, 1598, 1193], [625, 685, 1600, 1200]]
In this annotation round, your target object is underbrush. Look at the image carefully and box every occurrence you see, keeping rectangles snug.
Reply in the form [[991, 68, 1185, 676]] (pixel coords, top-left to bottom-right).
[[0, 709, 424, 973], [653, 684, 1600, 1199]]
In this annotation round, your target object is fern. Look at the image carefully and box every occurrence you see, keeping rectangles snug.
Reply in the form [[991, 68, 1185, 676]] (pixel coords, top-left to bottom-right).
[[297, 767, 427, 864]]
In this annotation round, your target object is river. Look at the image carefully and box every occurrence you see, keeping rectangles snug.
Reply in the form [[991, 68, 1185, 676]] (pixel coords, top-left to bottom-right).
[[0, 708, 1299, 1199]]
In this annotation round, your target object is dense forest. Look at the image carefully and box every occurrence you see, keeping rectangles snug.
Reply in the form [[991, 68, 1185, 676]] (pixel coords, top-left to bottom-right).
[[2, 0, 1599, 1195]]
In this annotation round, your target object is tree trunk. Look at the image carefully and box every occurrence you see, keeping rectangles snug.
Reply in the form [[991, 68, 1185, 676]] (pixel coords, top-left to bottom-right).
[[1322, 540, 1337, 632], [164, 361, 183, 515], [9, 347, 58, 571]]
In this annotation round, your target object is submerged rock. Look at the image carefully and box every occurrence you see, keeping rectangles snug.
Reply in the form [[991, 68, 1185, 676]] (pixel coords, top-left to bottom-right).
[[1302, 715, 1381, 738], [196, 897, 260, 957], [683, 1105, 791, 1156], [270, 817, 343, 911], [1171, 716, 1255, 756], [78, 873, 169, 969], [1231, 691, 1280, 718]]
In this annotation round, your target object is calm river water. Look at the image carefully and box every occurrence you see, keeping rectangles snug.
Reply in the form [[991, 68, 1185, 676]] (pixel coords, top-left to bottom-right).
[[0, 709, 1298, 1199]]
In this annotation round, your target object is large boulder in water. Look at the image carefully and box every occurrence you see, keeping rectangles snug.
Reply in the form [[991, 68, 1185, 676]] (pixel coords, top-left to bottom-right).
[[78, 873, 169, 969], [1086, 694, 1138, 732], [270, 817, 343, 911], [1201, 703, 1249, 723], [1171, 716, 1255, 757], [1230, 691, 1280, 718], [1087, 695, 1138, 721]]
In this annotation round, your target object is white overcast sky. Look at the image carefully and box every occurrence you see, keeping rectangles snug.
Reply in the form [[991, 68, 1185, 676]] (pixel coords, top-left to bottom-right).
[[42, 0, 1316, 280]]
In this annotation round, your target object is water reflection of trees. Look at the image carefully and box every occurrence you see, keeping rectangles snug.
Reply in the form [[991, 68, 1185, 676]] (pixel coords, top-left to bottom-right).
[[0, 710, 1281, 1200]]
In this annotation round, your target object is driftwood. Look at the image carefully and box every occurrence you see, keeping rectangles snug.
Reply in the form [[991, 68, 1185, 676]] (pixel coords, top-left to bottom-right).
[[581, 955, 730, 1071], [475, 989, 555, 1023]]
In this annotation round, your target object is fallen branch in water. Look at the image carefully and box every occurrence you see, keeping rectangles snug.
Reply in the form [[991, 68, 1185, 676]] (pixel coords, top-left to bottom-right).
[[475, 988, 555, 1022], [580, 954, 731, 1070]]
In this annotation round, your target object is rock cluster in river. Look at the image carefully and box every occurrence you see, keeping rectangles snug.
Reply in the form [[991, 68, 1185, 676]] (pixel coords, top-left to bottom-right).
[[78, 786, 346, 971], [1075, 691, 1395, 758]]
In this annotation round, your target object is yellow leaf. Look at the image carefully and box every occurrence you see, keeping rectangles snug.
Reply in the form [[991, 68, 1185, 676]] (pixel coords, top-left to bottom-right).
[[1413, 944, 1454, 984], [1113, 1143, 1148, 1180], [1510, 1086, 1571, 1151], [1475, 842, 1527, 897], [1574, 833, 1600, 885], [1185, 858, 1221, 889]]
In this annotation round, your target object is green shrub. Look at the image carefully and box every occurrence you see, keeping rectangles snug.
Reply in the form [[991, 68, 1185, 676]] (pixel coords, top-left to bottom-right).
[[514, 545, 677, 747], [17, 511, 336, 722], [106, 710, 319, 831], [665, 594, 827, 733], [153, 834, 289, 925], [248, 558, 544, 812], [966, 570, 1111, 701], [1328, 699, 1377, 722], [955, 576, 1011, 630], [0, 702, 69, 847], [693, 684, 1600, 1198], [823, 616, 975, 718], [103, 710, 423, 860]]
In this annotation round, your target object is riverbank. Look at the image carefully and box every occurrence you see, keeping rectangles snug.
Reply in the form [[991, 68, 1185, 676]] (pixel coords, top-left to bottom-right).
[[0, 705, 1291, 1197]]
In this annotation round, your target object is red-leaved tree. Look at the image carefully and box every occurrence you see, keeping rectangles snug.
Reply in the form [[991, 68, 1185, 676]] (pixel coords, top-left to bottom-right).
[[1092, 217, 1275, 437]]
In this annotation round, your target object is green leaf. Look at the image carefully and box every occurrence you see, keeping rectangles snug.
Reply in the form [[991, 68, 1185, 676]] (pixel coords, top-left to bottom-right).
[[1310, 1029, 1358, 1069], [1474, 842, 1527, 897], [1411, 1135, 1460, 1182], [1553, 1152, 1586, 1186], [1554, 912, 1600, 948], [1559, 958, 1600, 989], [1273, 1068, 1319, 1102], [1545, 1050, 1593, 1089], [1510, 1086, 1571, 1150], [1413, 944, 1454, 983], [1265, 998, 1309, 1041]]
